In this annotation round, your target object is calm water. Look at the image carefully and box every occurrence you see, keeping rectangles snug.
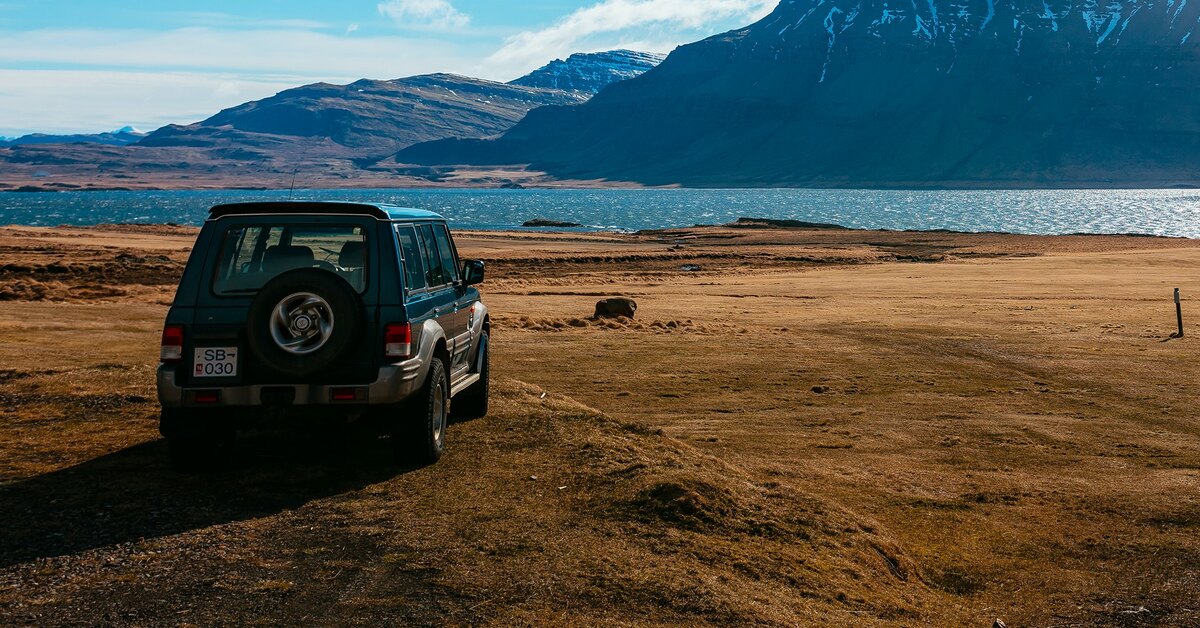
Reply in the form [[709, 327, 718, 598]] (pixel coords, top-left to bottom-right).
[[2, 188, 1198, 237]]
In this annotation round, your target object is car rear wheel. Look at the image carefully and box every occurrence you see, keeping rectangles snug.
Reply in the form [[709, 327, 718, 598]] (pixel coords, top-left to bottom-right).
[[394, 358, 448, 465], [453, 332, 489, 420]]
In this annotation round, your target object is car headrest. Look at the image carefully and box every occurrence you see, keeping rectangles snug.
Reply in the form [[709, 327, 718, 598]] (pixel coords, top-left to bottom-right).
[[263, 245, 314, 274], [338, 241, 365, 268]]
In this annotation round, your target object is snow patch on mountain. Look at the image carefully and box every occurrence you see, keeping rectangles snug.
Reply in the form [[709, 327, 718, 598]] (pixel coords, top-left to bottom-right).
[[510, 50, 666, 95], [769, 0, 1200, 50]]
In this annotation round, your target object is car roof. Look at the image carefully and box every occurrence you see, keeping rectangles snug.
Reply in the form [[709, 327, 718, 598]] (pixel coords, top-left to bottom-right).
[[208, 201, 445, 221]]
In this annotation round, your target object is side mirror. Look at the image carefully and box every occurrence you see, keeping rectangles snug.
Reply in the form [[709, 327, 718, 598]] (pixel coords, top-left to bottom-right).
[[462, 259, 485, 286]]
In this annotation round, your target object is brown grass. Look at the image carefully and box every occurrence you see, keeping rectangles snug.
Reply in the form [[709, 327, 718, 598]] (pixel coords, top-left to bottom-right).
[[1, 223, 1198, 625]]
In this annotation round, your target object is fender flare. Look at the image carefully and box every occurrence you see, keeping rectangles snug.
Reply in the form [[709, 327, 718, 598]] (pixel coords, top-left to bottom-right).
[[468, 302, 491, 370], [413, 318, 449, 385]]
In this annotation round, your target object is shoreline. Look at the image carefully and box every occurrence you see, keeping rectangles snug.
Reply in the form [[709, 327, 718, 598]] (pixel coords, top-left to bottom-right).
[[4, 181, 1200, 193], [1, 219, 1194, 242]]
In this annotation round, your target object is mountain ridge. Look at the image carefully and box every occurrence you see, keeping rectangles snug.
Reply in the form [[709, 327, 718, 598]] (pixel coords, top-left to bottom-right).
[[0, 127, 146, 148], [137, 74, 586, 159]]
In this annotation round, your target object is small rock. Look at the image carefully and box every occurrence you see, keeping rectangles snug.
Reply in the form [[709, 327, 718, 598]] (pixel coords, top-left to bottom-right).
[[812, 386, 828, 394], [529, 476, 538, 481], [680, 264, 702, 272], [523, 218, 582, 228], [594, 297, 637, 319], [993, 621, 1007, 628]]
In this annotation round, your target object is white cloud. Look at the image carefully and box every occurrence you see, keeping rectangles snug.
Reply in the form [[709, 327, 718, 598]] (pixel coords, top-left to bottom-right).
[[0, 28, 477, 79], [487, 0, 776, 74], [377, 0, 470, 30], [173, 12, 333, 30], [214, 81, 241, 98], [0, 27, 485, 135], [0, 69, 302, 136]]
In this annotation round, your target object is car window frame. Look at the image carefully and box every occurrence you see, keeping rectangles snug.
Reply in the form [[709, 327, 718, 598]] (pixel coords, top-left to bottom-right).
[[394, 222, 428, 296], [208, 219, 372, 299], [416, 222, 454, 291], [432, 223, 461, 285]]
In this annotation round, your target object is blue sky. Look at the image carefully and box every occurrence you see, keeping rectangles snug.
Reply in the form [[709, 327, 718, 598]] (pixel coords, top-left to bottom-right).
[[0, 0, 776, 136]]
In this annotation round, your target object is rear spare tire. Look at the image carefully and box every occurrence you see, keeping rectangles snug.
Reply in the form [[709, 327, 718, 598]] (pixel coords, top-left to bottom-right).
[[246, 269, 363, 380]]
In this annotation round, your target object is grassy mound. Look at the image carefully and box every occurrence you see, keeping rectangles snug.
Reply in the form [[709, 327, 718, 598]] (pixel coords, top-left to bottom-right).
[[0, 377, 953, 625]]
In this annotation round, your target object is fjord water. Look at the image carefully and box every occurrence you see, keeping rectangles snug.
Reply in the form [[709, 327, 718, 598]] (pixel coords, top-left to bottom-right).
[[1, 188, 1198, 237]]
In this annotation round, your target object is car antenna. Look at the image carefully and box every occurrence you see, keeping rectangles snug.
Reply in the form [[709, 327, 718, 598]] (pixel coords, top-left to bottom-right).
[[288, 168, 299, 200]]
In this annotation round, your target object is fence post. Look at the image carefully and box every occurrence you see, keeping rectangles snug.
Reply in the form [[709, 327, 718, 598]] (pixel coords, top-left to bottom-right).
[[1176, 288, 1184, 338]]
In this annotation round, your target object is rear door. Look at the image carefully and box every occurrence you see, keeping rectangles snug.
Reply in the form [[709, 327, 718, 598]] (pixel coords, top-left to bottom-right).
[[395, 223, 436, 328], [433, 222, 476, 343], [413, 223, 466, 374], [431, 223, 474, 378], [191, 216, 378, 386]]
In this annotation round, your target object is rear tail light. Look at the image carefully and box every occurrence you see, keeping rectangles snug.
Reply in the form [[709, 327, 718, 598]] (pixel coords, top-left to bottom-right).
[[384, 323, 412, 360], [331, 387, 368, 402], [190, 390, 220, 404], [161, 325, 184, 363]]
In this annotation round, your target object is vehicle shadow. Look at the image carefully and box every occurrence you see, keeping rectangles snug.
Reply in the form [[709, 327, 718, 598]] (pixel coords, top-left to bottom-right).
[[0, 429, 415, 569]]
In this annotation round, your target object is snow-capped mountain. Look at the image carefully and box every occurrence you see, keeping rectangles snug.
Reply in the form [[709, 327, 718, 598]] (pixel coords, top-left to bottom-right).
[[730, 0, 1200, 82], [510, 50, 666, 94], [399, 0, 1200, 187]]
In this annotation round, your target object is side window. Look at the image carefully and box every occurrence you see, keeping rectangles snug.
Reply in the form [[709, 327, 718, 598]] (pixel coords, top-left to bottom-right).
[[395, 225, 426, 292], [417, 224, 447, 288], [433, 224, 460, 284]]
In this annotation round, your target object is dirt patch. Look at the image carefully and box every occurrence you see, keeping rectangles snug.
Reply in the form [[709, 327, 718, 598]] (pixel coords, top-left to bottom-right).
[[0, 254, 182, 287], [0, 244, 183, 302], [621, 477, 742, 531], [496, 315, 733, 334]]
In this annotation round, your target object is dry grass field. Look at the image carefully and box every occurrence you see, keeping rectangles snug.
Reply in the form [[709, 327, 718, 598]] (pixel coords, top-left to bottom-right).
[[1, 223, 1198, 626]]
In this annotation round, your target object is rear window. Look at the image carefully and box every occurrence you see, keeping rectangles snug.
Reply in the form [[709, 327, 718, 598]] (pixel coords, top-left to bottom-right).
[[212, 224, 368, 295]]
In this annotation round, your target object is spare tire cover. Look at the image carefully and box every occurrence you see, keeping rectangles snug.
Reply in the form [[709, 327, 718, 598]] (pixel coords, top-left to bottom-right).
[[246, 268, 363, 379]]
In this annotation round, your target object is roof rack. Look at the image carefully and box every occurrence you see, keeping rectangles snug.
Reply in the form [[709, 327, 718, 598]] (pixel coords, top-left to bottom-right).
[[208, 202, 444, 221], [209, 202, 391, 219]]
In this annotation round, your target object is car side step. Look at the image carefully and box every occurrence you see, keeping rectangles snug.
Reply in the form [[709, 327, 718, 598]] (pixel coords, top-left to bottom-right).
[[450, 374, 480, 398]]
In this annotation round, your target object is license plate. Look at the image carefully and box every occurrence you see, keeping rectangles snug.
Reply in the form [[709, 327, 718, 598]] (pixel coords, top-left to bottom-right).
[[194, 347, 239, 378]]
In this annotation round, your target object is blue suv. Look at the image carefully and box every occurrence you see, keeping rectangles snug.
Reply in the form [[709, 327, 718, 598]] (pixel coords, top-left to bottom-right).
[[157, 202, 490, 469]]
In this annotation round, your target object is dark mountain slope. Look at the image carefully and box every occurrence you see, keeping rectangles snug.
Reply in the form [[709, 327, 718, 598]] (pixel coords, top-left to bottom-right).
[[397, 0, 1200, 187]]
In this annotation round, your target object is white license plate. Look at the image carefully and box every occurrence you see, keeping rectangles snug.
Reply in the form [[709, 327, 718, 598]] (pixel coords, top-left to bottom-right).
[[194, 347, 239, 378]]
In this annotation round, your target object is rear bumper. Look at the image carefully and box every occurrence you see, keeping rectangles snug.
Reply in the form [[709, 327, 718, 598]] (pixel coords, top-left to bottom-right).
[[157, 359, 424, 408]]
